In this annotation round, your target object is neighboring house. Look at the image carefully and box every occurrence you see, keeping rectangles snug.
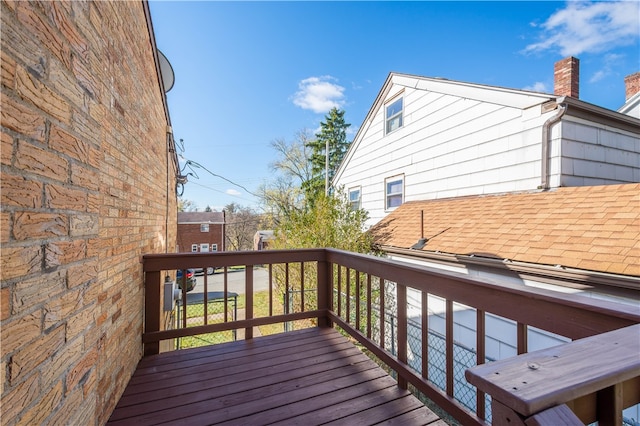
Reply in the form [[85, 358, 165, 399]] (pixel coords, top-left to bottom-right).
[[1, 2, 178, 424], [177, 211, 225, 253], [254, 230, 275, 250], [333, 57, 640, 227]]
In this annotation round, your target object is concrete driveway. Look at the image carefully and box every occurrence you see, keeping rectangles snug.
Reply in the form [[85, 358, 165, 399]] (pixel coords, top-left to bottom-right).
[[192, 266, 270, 295]]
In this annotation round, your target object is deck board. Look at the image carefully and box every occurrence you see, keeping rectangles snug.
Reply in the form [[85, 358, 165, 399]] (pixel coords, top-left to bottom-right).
[[108, 327, 441, 426]]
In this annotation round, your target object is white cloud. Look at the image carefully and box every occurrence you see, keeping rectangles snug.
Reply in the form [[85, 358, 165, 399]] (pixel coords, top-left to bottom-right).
[[522, 82, 549, 93], [292, 76, 345, 114], [524, 1, 639, 56], [589, 53, 625, 83], [226, 189, 241, 196]]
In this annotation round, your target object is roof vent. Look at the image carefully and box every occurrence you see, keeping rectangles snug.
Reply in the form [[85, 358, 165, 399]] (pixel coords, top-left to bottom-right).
[[410, 238, 428, 250]]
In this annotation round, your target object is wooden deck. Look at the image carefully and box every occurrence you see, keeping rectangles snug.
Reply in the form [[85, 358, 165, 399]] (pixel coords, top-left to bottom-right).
[[108, 327, 444, 426]]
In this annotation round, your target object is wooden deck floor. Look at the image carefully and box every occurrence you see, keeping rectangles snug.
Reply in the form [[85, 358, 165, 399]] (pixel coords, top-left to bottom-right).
[[108, 327, 444, 426]]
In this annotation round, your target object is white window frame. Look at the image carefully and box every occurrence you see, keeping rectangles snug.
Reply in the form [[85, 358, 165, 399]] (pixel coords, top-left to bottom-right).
[[348, 187, 361, 211], [200, 223, 209, 232], [211, 244, 218, 252], [191, 244, 198, 252], [385, 175, 404, 210], [200, 243, 209, 252], [385, 96, 403, 134]]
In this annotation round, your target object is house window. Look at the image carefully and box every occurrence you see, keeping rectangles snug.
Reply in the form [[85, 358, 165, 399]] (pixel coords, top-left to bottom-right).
[[349, 187, 361, 211], [385, 176, 404, 209], [200, 243, 209, 252], [211, 244, 218, 252], [385, 97, 403, 134], [200, 223, 209, 232], [191, 244, 198, 252]]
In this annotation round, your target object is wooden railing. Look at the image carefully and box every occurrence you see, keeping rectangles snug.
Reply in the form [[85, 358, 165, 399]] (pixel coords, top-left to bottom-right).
[[142, 249, 640, 425]]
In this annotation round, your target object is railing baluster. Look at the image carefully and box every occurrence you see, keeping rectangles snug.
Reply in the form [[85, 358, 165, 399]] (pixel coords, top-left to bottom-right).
[[300, 262, 305, 313], [337, 266, 342, 317], [397, 283, 408, 389], [224, 266, 229, 322], [245, 265, 253, 339], [346, 267, 351, 324], [355, 271, 361, 332], [268, 264, 273, 317], [203, 273, 208, 325], [446, 299, 454, 397], [517, 322, 528, 355], [422, 291, 429, 380], [366, 274, 372, 339], [284, 263, 290, 314], [380, 279, 386, 350], [181, 269, 188, 329], [476, 309, 486, 420]]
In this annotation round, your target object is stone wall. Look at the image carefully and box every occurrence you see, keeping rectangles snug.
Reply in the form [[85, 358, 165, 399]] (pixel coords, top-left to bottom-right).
[[1, 1, 178, 424]]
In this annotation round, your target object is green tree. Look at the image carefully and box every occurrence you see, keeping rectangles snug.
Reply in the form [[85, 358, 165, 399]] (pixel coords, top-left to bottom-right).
[[304, 108, 350, 201]]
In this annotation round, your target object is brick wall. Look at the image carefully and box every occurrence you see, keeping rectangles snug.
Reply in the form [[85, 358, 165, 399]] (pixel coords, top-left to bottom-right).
[[1, 1, 177, 424]]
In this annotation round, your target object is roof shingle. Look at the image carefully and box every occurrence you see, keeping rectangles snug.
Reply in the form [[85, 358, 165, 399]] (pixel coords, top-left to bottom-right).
[[369, 184, 640, 276]]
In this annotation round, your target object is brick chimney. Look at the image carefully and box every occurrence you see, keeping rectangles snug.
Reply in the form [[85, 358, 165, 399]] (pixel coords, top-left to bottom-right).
[[624, 72, 640, 100], [554, 57, 579, 98]]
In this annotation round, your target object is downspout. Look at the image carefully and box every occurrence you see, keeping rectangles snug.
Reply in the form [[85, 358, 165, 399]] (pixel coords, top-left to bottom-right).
[[541, 103, 567, 190]]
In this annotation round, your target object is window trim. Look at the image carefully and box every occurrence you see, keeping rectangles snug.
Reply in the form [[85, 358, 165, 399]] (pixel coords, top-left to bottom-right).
[[348, 186, 361, 211], [385, 94, 404, 135], [385, 175, 404, 210], [211, 244, 218, 252], [200, 223, 209, 232], [191, 244, 198, 252]]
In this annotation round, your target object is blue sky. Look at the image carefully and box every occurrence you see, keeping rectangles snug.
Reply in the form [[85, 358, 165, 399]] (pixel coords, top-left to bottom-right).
[[149, 1, 639, 211]]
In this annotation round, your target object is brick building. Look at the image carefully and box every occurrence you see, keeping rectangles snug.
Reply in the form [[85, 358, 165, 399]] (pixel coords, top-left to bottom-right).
[[177, 211, 225, 253], [1, 2, 178, 424]]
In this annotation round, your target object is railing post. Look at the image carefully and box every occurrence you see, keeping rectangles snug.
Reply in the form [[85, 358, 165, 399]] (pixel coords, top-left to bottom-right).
[[317, 260, 332, 328], [245, 265, 253, 339], [144, 270, 161, 356]]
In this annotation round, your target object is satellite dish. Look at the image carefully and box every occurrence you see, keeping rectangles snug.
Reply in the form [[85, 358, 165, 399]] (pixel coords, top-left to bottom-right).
[[158, 49, 175, 93]]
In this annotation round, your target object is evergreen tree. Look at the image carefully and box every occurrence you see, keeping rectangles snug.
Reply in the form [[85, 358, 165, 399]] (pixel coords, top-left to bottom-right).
[[304, 108, 350, 201]]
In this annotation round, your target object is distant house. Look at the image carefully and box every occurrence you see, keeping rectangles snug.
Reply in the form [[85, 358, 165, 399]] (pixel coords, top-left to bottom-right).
[[177, 211, 225, 253], [253, 230, 275, 250], [333, 57, 640, 227]]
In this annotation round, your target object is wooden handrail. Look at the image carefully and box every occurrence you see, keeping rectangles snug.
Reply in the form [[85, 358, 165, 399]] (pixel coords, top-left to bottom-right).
[[466, 324, 640, 425]]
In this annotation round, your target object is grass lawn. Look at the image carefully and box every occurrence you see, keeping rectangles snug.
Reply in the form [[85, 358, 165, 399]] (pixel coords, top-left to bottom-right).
[[176, 290, 313, 349]]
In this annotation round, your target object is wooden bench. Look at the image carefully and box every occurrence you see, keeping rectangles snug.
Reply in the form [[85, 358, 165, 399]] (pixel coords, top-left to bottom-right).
[[465, 323, 640, 426]]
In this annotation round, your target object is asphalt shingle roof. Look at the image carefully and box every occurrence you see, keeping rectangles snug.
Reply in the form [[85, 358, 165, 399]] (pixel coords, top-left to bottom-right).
[[369, 184, 640, 277]]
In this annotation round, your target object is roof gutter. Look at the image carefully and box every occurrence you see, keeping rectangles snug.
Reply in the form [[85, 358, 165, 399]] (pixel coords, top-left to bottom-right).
[[541, 102, 567, 190], [378, 245, 640, 293]]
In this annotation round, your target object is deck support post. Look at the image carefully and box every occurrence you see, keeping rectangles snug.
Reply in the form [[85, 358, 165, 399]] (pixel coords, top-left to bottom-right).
[[144, 270, 161, 355], [317, 260, 332, 328]]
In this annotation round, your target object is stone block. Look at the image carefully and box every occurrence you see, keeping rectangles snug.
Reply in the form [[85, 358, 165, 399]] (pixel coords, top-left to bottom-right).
[[1, 310, 41, 357], [0, 244, 42, 281], [70, 214, 98, 237], [44, 183, 86, 211], [13, 211, 68, 240], [0, 97, 47, 142], [44, 239, 86, 269], [10, 325, 65, 384]]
